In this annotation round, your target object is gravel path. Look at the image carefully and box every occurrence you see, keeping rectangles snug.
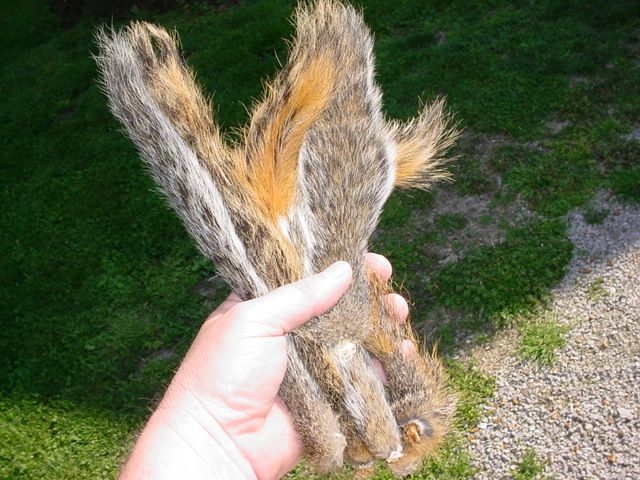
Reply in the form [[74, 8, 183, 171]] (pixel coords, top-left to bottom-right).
[[466, 191, 640, 480]]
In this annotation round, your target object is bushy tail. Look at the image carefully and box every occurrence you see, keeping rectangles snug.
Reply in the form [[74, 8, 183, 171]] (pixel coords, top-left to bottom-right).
[[95, 23, 347, 472], [390, 97, 460, 190]]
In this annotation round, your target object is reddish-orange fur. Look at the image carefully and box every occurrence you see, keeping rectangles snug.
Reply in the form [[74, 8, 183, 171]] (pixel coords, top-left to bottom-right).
[[244, 56, 336, 221], [392, 98, 459, 190]]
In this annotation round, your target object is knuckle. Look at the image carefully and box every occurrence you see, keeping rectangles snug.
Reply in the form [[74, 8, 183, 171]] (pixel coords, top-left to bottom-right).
[[229, 301, 252, 321]]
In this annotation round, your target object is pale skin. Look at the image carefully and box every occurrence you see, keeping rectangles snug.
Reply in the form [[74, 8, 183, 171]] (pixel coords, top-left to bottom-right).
[[119, 253, 412, 480]]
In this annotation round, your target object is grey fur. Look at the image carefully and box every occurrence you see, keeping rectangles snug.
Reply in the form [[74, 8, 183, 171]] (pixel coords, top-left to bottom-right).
[[94, 0, 459, 476], [95, 24, 347, 472]]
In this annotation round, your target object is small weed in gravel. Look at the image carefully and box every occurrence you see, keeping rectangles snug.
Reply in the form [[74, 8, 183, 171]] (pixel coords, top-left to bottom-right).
[[517, 315, 568, 366], [586, 278, 609, 302], [511, 449, 548, 480]]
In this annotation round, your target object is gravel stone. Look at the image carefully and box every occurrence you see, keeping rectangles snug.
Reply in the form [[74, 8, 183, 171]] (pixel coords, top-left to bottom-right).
[[465, 191, 640, 479]]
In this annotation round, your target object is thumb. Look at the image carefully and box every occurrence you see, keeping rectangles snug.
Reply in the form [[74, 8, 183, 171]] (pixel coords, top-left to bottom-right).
[[237, 261, 353, 335]]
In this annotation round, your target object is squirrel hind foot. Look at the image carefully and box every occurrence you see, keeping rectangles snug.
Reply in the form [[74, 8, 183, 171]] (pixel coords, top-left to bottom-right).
[[305, 432, 346, 474], [385, 444, 404, 463], [401, 418, 434, 445], [386, 417, 442, 477]]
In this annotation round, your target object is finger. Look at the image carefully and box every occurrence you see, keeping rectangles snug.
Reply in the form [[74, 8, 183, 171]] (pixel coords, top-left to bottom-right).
[[205, 292, 242, 324], [401, 339, 418, 359], [364, 252, 392, 282], [237, 261, 353, 335], [384, 293, 409, 324]]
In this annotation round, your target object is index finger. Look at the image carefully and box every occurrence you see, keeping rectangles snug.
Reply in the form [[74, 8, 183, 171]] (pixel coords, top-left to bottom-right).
[[364, 252, 392, 282]]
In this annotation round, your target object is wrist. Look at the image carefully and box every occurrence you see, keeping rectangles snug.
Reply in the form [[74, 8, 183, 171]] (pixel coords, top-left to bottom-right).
[[120, 389, 257, 480]]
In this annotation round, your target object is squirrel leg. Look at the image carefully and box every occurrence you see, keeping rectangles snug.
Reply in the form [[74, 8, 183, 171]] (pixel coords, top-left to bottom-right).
[[364, 275, 457, 477], [295, 275, 403, 465], [280, 339, 347, 473]]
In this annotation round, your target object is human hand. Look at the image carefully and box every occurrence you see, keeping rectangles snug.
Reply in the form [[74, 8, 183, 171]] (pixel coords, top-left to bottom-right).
[[119, 254, 409, 480]]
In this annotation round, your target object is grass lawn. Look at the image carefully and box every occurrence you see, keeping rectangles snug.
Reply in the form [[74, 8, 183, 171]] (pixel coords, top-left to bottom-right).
[[1, 0, 638, 478]]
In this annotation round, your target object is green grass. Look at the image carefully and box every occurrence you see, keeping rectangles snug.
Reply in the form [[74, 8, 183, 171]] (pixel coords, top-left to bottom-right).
[[1, 0, 639, 478], [435, 213, 468, 231], [517, 314, 569, 366], [428, 220, 573, 323], [0, 396, 136, 479], [511, 449, 549, 480], [610, 167, 640, 201], [495, 141, 599, 216], [447, 361, 496, 430], [452, 155, 494, 195]]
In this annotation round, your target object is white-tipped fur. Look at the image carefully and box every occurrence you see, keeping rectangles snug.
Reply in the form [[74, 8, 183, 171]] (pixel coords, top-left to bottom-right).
[[95, 23, 347, 473], [94, 27, 267, 298], [95, 0, 459, 476]]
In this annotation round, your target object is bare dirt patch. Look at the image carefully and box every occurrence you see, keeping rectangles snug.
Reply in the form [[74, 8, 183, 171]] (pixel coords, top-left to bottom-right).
[[421, 187, 535, 268]]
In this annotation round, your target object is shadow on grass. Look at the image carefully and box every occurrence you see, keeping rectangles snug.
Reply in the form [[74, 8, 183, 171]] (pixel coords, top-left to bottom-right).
[[424, 219, 573, 351]]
